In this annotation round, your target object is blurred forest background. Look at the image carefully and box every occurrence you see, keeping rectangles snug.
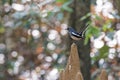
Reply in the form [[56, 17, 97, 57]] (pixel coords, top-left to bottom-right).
[[0, 0, 120, 80]]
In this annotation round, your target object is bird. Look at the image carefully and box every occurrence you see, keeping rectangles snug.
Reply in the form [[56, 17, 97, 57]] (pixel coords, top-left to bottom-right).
[[67, 24, 89, 40]]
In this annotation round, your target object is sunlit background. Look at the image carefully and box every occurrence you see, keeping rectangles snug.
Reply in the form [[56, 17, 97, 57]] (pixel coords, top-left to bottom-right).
[[0, 0, 120, 80]]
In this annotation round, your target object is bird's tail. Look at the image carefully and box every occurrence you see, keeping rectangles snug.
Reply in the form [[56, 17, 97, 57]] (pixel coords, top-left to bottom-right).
[[79, 23, 89, 37]]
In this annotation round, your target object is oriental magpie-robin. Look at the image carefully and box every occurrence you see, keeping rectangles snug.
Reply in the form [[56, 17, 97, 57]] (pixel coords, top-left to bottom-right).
[[67, 24, 89, 40]]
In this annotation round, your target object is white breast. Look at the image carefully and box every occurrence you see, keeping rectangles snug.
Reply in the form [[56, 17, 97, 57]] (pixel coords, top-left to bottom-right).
[[70, 35, 81, 40]]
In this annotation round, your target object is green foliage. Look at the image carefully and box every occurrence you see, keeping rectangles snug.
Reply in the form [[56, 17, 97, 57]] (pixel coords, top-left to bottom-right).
[[6, 60, 14, 69], [102, 21, 113, 32], [92, 45, 109, 61], [0, 26, 5, 33], [79, 13, 91, 21], [99, 45, 109, 58], [0, 23, 5, 33], [84, 23, 100, 45], [56, 0, 73, 12], [1, 0, 12, 5], [61, 0, 73, 12], [56, 0, 69, 4]]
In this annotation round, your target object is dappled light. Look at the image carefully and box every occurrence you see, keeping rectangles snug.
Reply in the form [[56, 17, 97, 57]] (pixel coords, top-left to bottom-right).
[[0, 0, 120, 80]]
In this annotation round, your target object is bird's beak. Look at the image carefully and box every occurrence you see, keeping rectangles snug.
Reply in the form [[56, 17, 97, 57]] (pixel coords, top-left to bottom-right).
[[65, 27, 69, 30]]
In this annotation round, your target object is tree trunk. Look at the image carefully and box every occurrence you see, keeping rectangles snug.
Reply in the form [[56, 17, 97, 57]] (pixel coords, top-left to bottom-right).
[[113, 0, 120, 16], [112, 0, 120, 30], [68, 0, 91, 80]]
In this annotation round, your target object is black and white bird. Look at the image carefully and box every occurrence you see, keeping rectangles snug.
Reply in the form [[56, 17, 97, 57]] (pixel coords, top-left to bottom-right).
[[67, 24, 89, 40]]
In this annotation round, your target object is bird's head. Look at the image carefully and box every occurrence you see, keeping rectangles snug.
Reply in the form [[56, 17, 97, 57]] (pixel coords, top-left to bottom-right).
[[66, 27, 75, 32]]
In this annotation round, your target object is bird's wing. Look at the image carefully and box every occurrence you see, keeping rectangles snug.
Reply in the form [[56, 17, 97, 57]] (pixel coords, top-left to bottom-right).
[[71, 32, 82, 38]]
